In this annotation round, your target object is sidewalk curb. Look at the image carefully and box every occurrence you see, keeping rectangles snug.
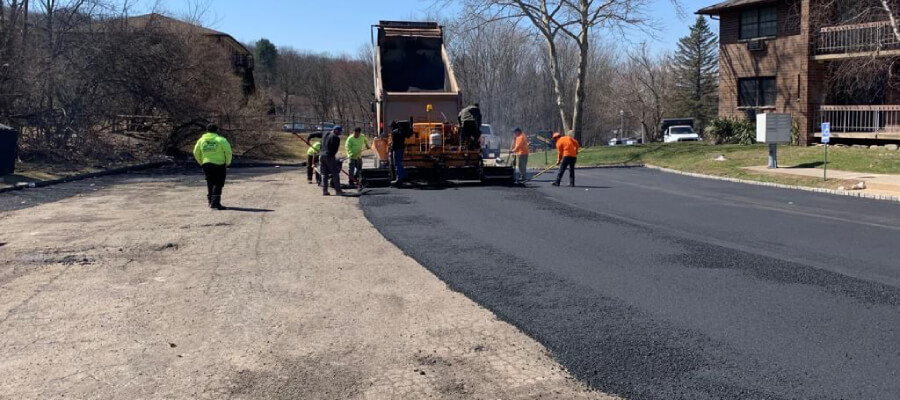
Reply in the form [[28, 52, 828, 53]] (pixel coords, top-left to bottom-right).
[[530, 164, 645, 170], [644, 164, 900, 203], [0, 160, 308, 194], [0, 160, 173, 194]]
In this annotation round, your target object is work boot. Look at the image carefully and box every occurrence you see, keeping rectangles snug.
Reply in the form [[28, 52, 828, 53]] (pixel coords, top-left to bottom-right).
[[323, 191, 330, 196], [210, 196, 226, 210], [551, 182, 560, 187], [207, 195, 213, 207], [569, 183, 576, 187]]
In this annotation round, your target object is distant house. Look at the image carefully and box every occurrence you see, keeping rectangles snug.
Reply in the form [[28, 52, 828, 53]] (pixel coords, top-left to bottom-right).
[[698, 0, 900, 144], [122, 13, 256, 94]]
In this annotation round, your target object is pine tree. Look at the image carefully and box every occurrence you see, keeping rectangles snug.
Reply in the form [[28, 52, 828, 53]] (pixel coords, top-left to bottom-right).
[[674, 16, 718, 128], [254, 39, 279, 87]]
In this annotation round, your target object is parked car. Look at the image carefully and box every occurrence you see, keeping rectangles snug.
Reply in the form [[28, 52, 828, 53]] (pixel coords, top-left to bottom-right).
[[660, 118, 701, 143], [317, 123, 336, 132], [480, 124, 502, 159], [663, 125, 702, 143], [282, 123, 308, 132], [609, 137, 639, 146], [529, 137, 548, 150]]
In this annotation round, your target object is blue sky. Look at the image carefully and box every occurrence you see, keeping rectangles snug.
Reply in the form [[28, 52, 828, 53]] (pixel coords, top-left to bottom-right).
[[141, 0, 719, 55]]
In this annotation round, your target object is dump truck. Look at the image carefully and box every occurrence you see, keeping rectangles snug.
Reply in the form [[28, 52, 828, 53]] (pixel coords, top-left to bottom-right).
[[359, 21, 514, 186]]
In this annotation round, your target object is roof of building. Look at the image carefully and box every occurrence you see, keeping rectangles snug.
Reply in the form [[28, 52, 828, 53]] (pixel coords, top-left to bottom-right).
[[122, 13, 249, 54], [696, 0, 779, 15]]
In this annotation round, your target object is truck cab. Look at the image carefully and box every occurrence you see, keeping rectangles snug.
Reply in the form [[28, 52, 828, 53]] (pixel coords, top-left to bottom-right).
[[664, 126, 701, 143], [660, 118, 701, 143], [480, 124, 501, 159]]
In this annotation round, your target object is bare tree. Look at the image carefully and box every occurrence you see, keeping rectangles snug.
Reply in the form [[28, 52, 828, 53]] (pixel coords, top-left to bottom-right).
[[458, 0, 576, 135], [811, 0, 900, 96], [618, 44, 675, 142], [457, 0, 676, 142]]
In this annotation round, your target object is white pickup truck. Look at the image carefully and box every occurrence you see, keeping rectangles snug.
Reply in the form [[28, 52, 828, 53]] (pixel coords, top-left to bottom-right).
[[663, 125, 702, 143]]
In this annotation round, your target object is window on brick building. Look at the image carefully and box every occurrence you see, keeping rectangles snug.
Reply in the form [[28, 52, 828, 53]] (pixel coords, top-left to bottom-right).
[[740, 7, 777, 39], [738, 77, 776, 107]]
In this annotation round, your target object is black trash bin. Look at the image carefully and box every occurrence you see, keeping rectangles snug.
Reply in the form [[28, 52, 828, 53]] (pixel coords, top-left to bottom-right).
[[0, 124, 19, 176]]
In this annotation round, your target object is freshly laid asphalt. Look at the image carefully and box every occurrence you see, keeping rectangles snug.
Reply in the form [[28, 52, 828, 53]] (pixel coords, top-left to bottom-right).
[[360, 167, 900, 400]]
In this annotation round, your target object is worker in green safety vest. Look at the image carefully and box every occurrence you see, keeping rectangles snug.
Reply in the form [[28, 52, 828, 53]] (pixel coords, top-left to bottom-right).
[[192, 124, 232, 210], [307, 141, 322, 185], [345, 127, 369, 184]]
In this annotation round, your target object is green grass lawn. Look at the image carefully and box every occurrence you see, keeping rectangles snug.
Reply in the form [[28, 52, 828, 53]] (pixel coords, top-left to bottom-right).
[[527, 143, 900, 189]]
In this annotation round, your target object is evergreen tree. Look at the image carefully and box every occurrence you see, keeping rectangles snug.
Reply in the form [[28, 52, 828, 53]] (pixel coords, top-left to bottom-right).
[[673, 16, 718, 128], [255, 39, 279, 71], [254, 38, 279, 87]]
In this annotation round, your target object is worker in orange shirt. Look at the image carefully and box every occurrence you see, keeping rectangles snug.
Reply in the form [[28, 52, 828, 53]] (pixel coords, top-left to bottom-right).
[[552, 131, 580, 187], [510, 128, 530, 183]]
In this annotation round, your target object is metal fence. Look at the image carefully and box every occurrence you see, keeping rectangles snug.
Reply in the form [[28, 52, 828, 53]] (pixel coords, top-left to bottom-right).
[[271, 116, 374, 134], [817, 21, 900, 55], [818, 105, 900, 134], [111, 115, 373, 137]]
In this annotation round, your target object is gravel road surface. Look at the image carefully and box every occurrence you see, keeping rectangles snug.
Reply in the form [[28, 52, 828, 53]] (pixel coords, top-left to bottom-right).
[[0, 167, 609, 399], [361, 167, 900, 400]]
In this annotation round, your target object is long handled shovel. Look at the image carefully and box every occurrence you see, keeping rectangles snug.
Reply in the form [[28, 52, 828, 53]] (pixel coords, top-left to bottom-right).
[[293, 133, 361, 189], [528, 146, 584, 182], [527, 162, 559, 182]]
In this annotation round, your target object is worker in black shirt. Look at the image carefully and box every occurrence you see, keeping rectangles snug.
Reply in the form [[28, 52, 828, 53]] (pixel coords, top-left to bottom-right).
[[390, 121, 411, 187], [458, 103, 482, 150], [320, 126, 344, 196]]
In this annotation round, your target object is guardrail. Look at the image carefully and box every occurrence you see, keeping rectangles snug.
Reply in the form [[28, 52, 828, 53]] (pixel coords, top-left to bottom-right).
[[817, 21, 900, 55]]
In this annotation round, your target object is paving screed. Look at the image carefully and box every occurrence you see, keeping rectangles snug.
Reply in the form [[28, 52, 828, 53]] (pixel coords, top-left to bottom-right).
[[361, 167, 900, 400]]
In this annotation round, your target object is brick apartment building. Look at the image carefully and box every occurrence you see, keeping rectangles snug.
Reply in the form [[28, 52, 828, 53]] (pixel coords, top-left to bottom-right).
[[698, 0, 900, 144], [121, 14, 256, 94]]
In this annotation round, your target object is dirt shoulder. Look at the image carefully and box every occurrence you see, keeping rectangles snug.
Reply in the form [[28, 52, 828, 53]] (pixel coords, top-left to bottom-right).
[[0, 167, 613, 399]]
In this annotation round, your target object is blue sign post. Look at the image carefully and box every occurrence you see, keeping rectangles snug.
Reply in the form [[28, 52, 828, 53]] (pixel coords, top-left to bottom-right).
[[822, 123, 831, 181]]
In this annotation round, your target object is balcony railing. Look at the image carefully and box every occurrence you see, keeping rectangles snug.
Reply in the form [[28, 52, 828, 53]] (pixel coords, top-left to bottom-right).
[[231, 53, 254, 71], [818, 105, 900, 137], [816, 21, 900, 55]]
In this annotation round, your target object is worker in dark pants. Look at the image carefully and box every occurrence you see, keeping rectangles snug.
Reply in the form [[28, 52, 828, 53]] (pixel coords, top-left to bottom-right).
[[458, 103, 482, 150], [345, 127, 369, 185], [552, 131, 580, 187], [306, 141, 321, 184], [390, 121, 410, 187], [320, 126, 344, 196], [193, 124, 232, 209]]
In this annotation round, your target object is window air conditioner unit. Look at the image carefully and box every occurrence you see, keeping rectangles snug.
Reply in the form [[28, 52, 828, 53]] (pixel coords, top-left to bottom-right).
[[747, 40, 766, 52]]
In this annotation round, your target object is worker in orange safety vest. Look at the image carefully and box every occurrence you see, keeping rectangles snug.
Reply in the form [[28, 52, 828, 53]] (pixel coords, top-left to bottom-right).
[[552, 131, 580, 187], [510, 128, 530, 183]]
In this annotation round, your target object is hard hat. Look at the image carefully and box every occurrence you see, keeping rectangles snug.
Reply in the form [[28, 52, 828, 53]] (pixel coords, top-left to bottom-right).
[[333, 125, 343, 133], [552, 132, 562, 139], [513, 127, 522, 133]]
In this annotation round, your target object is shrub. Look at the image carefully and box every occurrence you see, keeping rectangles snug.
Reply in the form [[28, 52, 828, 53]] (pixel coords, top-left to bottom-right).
[[703, 117, 756, 145]]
